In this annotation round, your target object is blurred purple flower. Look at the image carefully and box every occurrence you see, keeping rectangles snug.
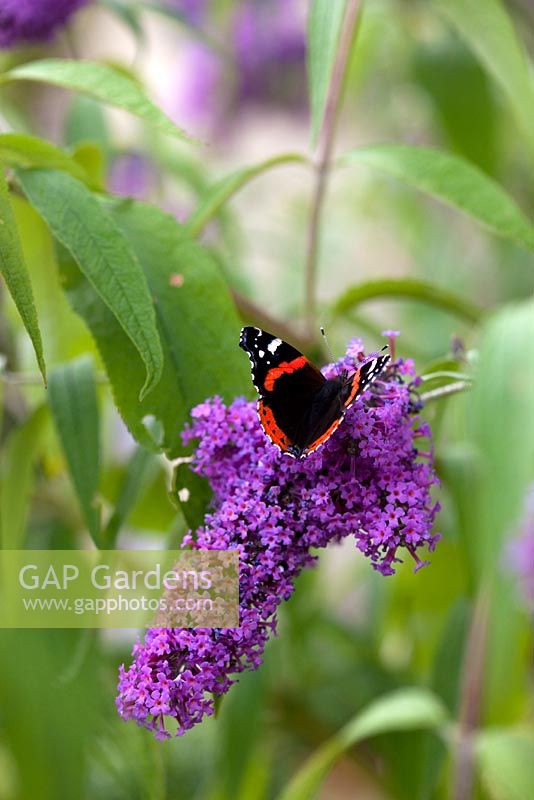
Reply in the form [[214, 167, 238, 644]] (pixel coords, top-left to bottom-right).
[[168, 0, 306, 136], [507, 487, 534, 611], [232, 0, 307, 108], [117, 341, 440, 738], [170, 41, 226, 137], [108, 153, 158, 201], [0, 0, 90, 48], [164, 0, 209, 25]]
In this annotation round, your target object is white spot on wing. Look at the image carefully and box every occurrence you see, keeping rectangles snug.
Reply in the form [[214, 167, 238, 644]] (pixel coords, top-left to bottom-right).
[[258, 349, 265, 357], [267, 338, 282, 354]]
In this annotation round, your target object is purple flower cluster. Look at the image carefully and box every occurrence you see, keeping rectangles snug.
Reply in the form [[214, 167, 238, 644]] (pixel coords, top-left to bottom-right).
[[108, 153, 158, 201], [507, 487, 534, 611], [0, 0, 90, 48], [168, 0, 306, 136], [164, 0, 208, 25], [117, 340, 440, 738], [232, 0, 307, 108]]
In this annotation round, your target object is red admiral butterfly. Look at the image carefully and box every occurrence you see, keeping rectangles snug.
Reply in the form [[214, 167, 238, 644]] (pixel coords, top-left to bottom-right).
[[239, 327, 390, 459]]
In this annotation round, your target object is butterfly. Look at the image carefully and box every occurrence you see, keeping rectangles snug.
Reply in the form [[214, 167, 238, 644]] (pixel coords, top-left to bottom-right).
[[239, 327, 390, 459]]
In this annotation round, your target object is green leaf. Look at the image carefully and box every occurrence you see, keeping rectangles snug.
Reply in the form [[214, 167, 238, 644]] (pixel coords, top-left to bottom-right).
[[332, 277, 483, 324], [185, 153, 308, 238], [49, 357, 101, 542], [433, 0, 534, 155], [64, 95, 110, 153], [59, 199, 249, 458], [340, 145, 534, 251], [70, 142, 106, 191], [468, 299, 534, 577], [3, 59, 194, 143], [0, 167, 46, 382], [431, 599, 470, 713], [10, 194, 93, 365], [413, 37, 498, 175], [276, 688, 448, 800], [0, 406, 49, 549], [476, 729, 534, 800], [0, 133, 93, 186], [171, 460, 212, 531], [463, 302, 534, 723], [307, 0, 347, 145], [17, 169, 163, 399], [483, 580, 532, 726], [217, 668, 267, 800], [102, 445, 159, 547]]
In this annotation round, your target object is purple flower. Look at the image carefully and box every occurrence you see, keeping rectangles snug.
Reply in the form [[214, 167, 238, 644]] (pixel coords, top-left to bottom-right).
[[167, 0, 306, 136], [0, 0, 90, 48], [168, 41, 225, 138], [507, 487, 534, 611], [232, 0, 307, 108], [117, 342, 440, 738], [163, 0, 208, 25], [108, 153, 158, 201]]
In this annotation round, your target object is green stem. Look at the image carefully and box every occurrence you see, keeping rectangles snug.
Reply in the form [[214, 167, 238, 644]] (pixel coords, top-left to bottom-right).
[[452, 591, 490, 800], [421, 371, 472, 383], [304, 0, 362, 340], [420, 380, 471, 404]]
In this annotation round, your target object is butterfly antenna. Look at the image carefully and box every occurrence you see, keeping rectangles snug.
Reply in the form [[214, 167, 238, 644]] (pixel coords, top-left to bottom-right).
[[320, 326, 335, 363]]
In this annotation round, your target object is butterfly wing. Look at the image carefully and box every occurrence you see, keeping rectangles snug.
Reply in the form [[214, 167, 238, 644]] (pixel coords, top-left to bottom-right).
[[300, 354, 391, 457], [239, 327, 325, 454], [239, 328, 390, 459], [343, 355, 390, 411]]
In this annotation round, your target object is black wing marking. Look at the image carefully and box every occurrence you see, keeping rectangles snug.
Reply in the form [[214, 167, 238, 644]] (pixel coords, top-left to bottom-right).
[[239, 327, 324, 398]]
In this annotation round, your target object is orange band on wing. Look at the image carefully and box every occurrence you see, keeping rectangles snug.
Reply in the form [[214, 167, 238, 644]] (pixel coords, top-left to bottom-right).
[[258, 400, 292, 451], [343, 370, 361, 408], [264, 356, 307, 392], [304, 416, 344, 456]]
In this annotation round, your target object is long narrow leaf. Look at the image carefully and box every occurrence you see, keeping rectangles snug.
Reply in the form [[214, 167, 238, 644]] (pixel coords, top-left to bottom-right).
[[49, 357, 100, 542], [433, 0, 534, 155], [58, 199, 249, 458], [18, 169, 163, 399], [307, 0, 347, 145], [0, 134, 94, 185], [185, 153, 308, 237], [0, 406, 49, 548], [476, 729, 534, 800], [277, 688, 448, 800], [103, 445, 159, 547], [333, 277, 483, 323], [3, 59, 194, 143], [468, 299, 534, 578], [341, 145, 534, 251], [0, 167, 46, 382]]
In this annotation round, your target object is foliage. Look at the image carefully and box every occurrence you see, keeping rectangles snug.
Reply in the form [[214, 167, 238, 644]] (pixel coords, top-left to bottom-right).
[[0, 0, 533, 798]]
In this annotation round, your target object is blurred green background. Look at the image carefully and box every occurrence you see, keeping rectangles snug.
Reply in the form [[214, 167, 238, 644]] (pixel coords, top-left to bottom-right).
[[0, 1, 533, 799]]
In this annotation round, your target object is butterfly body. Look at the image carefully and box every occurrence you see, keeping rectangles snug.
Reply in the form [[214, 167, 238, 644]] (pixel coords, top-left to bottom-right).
[[239, 327, 390, 459]]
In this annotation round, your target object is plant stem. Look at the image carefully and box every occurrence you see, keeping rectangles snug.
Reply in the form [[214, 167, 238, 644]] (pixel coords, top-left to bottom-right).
[[421, 371, 472, 383], [304, 0, 362, 340], [452, 590, 490, 800], [420, 380, 471, 404]]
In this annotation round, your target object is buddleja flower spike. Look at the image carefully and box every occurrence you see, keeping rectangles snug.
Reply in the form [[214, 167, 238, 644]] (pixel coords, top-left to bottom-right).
[[117, 335, 439, 738]]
